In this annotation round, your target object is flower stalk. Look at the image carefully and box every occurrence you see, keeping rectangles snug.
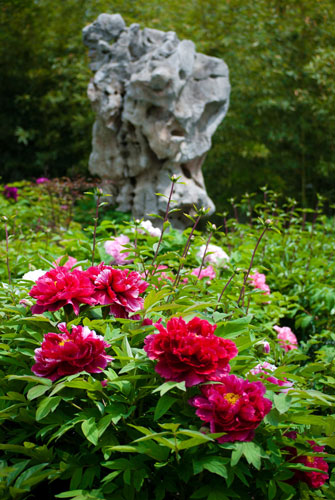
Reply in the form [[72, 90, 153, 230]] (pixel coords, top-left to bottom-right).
[[237, 220, 271, 306]]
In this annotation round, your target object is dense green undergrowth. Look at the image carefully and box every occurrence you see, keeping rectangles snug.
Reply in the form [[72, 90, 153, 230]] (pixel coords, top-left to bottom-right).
[[0, 179, 335, 500]]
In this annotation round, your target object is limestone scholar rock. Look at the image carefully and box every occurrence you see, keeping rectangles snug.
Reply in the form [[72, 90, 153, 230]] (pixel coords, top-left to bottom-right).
[[83, 14, 230, 226]]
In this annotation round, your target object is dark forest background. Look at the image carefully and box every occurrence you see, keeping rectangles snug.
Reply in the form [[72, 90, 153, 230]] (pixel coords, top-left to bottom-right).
[[1, 0, 334, 211]]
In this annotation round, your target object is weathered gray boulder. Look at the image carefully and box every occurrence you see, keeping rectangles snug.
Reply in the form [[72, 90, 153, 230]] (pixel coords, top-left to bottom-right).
[[83, 14, 230, 226]]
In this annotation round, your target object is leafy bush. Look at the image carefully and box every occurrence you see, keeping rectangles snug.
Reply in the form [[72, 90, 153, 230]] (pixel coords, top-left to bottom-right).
[[0, 180, 335, 499]]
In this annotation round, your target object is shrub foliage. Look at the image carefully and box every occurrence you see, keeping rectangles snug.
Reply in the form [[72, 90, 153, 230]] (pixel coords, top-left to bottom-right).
[[0, 180, 335, 499]]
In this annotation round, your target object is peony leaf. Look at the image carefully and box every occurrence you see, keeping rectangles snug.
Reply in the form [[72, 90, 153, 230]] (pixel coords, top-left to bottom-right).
[[215, 315, 253, 338], [152, 381, 186, 396], [27, 384, 50, 400], [241, 442, 262, 470], [81, 417, 99, 446], [36, 396, 61, 421], [154, 395, 176, 421], [273, 393, 292, 414]]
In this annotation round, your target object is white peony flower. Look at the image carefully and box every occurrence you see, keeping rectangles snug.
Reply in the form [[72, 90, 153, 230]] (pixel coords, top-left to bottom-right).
[[21, 269, 47, 282], [138, 220, 161, 238], [197, 244, 229, 266]]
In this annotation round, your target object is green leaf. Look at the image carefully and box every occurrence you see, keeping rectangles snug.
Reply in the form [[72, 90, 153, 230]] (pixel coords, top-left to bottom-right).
[[27, 384, 50, 400], [7, 375, 52, 386], [231, 444, 243, 466], [154, 395, 176, 421], [242, 442, 262, 470], [268, 479, 277, 500], [215, 315, 253, 338], [55, 491, 86, 498], [36, 396, 61, 421], [81, 418, 99, 446], [193, 456, 228, 478], [273, 393, 292, 414], [152, 381, 186, 396]]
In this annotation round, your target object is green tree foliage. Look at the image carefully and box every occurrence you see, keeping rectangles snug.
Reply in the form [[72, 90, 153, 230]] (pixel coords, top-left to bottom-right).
[[1, 0, 334, 209]]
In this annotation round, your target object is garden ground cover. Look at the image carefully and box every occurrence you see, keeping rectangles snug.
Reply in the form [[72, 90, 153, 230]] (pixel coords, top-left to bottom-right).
[[0, 178, 335, 499]]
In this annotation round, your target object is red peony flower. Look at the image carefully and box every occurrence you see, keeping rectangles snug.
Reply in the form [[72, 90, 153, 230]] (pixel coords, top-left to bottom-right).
[[284, 432, 329, 489], [87, 263, 149, 319], [32, 323, 113, 381], [29, 267, 96, 315], [144, 317, 238, 387], [189, 374, 272, 442]]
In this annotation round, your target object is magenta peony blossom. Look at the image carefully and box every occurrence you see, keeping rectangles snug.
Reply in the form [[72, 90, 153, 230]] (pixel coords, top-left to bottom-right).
[[191, 265, 216, 280], [189, 374, 272, 442], [284, 432, 329, 488], [249, 362, 294, 392], [29, 267, 96, 315], [87, 263, 149, 319], [32, 323, 112, 381], [249, 271, 270, 295], [144, 317, 238, 387], [104, 235, 132, 265], [274, 325, 298, 352], [53, 256, 79, 270], [36, 177, 50, 184], [3, 185, 18, 201]]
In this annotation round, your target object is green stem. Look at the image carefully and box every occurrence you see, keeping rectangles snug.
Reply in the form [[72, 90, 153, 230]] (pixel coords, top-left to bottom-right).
[[91, 194, 101, 266], [237, 226, 268, 306]]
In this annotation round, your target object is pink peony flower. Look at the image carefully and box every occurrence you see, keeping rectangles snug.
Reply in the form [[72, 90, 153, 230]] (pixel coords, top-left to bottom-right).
[[284, 432, 329, 488], [197, 244, 229, 267], [255, 340, 270, 354], [249, 362, 294, 392], [189, 374, 272, 442], [53, 256, 79, 271], [104, 235, 132, 265], [31, 323, 112, 381], [144, 317, 238, 387], [274, 325, 298, 352], [29, 267, 96, 315], [3, 185, 18, 201], [87, 263, 149, 319], [249, 271, 270, 295], [36, 177, 50, 184], [191, 265, 216, 280], [149, 266, 188, 287]]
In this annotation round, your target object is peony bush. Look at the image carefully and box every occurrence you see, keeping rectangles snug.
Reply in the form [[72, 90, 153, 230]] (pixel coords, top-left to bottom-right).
[[0, 181, 334, 499]]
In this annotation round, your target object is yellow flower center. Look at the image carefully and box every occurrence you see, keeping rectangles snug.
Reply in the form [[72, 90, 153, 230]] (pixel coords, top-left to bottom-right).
[[58, 339, 69, 346], [224, 393, 240, 405], [306, 456, 315, 465]]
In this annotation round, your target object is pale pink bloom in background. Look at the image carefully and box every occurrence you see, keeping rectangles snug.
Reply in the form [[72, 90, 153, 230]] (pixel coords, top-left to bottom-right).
[[249, 271, 270, 295], [249, 362, 294, 393], [104, 235, 132, 265], [274, 325, 298, 352], [197, 244, 229, 267], [191, 265, 216, 280], [137, 220, 161, 238], [149, 265, 188, 286], [36, 177, 50, 184], [249, 361, 277, 375], [54, 256, 79, 270]]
